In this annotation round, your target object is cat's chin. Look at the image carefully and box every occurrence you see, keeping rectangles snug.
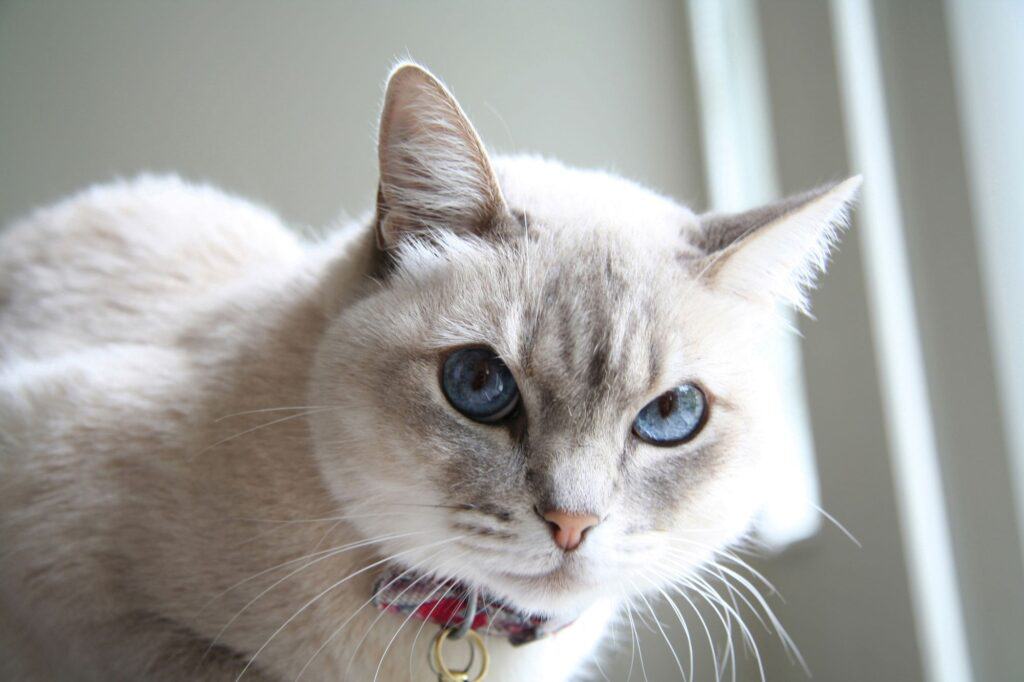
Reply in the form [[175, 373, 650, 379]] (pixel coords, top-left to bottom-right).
[[470, 560, 615, 617]]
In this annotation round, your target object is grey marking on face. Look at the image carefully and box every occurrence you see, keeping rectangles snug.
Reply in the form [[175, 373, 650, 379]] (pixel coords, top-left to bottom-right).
[[520, 248, 657, 424], [618, 436, 638, 471], [451, 522, 516, 540], [645, 321, 662, 393], [429, 408, 530, 513], [469, 504, 514, 522], [632, 441, 729, 529], [586, 331, 611, 396], [556, 303, 577, 376]]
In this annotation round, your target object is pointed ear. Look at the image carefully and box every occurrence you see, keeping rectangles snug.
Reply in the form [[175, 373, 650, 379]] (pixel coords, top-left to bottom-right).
[[693, 176, 862, 313], [375, 63, 507, 251]]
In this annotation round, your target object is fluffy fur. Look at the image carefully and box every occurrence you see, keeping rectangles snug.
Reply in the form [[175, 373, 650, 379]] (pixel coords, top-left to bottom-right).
[[0, 63, 859, 680]]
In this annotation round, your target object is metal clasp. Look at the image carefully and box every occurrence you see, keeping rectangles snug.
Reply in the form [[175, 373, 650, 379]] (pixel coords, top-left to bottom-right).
[[429, 627, 489, 682]]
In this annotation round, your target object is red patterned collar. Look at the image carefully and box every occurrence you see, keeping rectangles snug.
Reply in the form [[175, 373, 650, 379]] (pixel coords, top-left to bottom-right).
[[371, 566, 576, 646]]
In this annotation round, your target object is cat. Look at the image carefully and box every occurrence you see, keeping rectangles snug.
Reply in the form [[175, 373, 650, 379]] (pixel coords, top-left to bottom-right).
[[0, 62, 859, 681]]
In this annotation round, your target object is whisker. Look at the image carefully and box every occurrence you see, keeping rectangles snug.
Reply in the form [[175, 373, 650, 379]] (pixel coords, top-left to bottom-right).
[[688, 579, 739, 682], [642, 567, 719, 682], [407, 577, 462, 682], [701, 570, 767, 681], [310, 520, 343, 553], [235, 534, 465, 681], [230, 510, 438, 549], [193, 407, 338, 459], [483, 600, 507, 640], [295, 547, 459, 679], [390, 502, 479, 512], [232, 522, 301, 549], [232, 510, 446, 525], [655, 561, 754, 682], [663, 537, 781, 597], [713, 563, 807, 675], [714, 550, 781, 599], [623, 596, 650, 682], [201, 530, 430, 664], [214, 405, 341, 422], [615, 582, 636, 682], [675, 575, 763, 682], [699, 564, 769, 632], [591, 643, 614, 682], [370, 552, 469, 682], [641, 570, 701, 682], [661, 548, 772, 630], [628, 575, 688, 682], [195, 530, 427, 622], [341, 551, 461, 679], [807, 500, 862, 547]]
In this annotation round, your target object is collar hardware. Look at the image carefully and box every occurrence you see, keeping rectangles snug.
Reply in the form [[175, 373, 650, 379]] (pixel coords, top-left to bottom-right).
[[430, 627, 489, 682]]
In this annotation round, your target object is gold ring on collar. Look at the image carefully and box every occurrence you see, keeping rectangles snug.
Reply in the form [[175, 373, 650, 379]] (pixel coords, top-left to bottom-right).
[[430, 627, 489, 682]]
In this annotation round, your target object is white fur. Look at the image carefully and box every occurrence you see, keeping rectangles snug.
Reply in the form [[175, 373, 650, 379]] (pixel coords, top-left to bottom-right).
[[0, 64, 857, 681]]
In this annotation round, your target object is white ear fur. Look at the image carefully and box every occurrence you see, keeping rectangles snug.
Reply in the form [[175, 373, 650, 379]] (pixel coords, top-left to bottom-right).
[[375, 63, 505, 250], [699, 176, 862, 313]]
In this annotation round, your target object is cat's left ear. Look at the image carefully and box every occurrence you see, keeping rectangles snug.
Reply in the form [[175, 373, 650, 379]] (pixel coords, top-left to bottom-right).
[[374, 63, 508, 251], [693, 176, 862, 313]]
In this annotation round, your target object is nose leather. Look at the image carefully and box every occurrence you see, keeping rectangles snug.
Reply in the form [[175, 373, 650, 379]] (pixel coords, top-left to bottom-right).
[[541, 509, 600, 551]]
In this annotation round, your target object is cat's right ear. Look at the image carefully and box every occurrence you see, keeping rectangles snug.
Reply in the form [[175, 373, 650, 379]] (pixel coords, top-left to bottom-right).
[[374, 63, 507, 252]]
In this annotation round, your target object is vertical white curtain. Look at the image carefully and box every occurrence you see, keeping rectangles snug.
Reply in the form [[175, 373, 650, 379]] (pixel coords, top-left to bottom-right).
[[829, 1, 972, 680], [945, 0, 1024, 569]]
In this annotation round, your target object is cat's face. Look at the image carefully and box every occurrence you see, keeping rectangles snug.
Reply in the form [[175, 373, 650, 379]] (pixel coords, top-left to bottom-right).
[[310, 64, 859, 617]]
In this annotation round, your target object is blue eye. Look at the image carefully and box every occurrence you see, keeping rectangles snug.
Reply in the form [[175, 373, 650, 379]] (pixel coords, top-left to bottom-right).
[[632, 384, 708, 446], [441, 347, 520, 423]]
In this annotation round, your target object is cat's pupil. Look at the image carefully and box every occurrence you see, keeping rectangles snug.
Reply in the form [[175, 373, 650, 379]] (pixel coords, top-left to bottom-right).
[[658, 392, 676, 418], [471, 359, 490, 391]]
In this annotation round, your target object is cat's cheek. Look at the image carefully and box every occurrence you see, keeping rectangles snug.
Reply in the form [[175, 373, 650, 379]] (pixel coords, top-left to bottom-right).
[[670, 444, 766, 551]]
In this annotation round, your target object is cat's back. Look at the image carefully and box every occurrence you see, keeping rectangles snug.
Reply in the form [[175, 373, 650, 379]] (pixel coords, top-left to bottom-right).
[[0, 179, 318, 679], [0, 175, 305, 363]]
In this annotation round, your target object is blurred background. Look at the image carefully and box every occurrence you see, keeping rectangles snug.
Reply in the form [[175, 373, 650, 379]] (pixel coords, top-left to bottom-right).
[[2, 1, 1022, 680]]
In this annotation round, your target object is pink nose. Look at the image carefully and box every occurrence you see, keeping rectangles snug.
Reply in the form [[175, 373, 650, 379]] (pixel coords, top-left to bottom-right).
[[542, 509, 600, 551]]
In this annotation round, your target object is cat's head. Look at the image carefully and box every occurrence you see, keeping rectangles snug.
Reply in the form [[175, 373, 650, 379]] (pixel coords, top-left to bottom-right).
[[310, 64, 859, 616]]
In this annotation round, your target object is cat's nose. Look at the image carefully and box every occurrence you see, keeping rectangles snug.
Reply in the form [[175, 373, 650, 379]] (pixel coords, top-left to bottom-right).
[[540, 508, 600, 551]]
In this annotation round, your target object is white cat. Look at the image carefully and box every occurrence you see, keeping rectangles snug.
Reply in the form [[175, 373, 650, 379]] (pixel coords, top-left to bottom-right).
[[0, 63, 859, 681]]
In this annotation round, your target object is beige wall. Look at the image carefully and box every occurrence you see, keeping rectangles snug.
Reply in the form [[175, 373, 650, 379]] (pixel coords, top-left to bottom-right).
[[0, 1, 705, 228]]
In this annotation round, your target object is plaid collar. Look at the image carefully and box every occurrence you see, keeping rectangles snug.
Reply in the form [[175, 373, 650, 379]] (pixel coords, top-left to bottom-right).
[[371, 566, 576, 646]]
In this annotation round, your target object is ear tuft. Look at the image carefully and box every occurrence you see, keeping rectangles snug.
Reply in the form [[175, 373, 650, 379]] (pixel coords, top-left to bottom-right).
[[695, 176, 862, 313], [375, 63, 506, 251]]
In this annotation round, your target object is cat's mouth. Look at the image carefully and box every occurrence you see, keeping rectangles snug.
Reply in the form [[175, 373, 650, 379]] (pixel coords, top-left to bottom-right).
[[496, 554, 588, 582], [371, 564, 579, 644]]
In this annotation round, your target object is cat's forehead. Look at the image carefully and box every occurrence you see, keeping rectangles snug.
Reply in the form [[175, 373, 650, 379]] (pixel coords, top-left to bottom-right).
[[412, 227, 740, 432], [406, 157, 725, 420], [512, 238, 668, 427], [493, 155, 698, 242]]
